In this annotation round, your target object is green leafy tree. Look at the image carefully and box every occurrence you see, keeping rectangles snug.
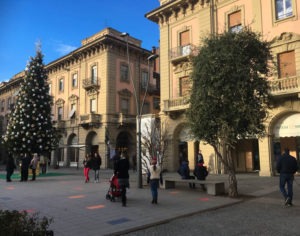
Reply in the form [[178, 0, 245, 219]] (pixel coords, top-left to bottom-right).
[[4, 46, 57, 156], [187, 28, 272, 197]]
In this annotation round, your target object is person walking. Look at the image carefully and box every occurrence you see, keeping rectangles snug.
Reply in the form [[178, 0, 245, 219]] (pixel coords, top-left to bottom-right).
[[276, 148, 298, 206], [6, 154, 16, 182], [30, 153, 39, 181], [83, 154, 92, 183], [20, 153, 31, 182], [114, 151, 130, 207], [147, 158, 162, 204], [92, 152, 102, 183], [39, 155, 47, 174]]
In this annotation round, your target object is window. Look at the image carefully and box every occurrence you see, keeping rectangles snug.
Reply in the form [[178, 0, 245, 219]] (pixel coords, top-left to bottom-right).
[[153, 97, 160, 110], [72, 73, 78, 88], [180, 30, 190, 46], [58, 107, 63, 121], [91, 66, 97, 84], [141, 71, 148, 89], [228, 11, 242, 33], [59, 78, 64, 92], [69, 103, 76, 119], [1, 100, 4, 112], [275, 0, 293, 20], [179, 76, 191, 97], [120, 98, 129, 114], [7, 97, 11, 110], [48, 84, 52, 94], [90, 98, 96, 113], [120, 64, 129, 82], [142, 102, 150, 114], [180, 30, 191, 56], [278, 50, 296, 78]]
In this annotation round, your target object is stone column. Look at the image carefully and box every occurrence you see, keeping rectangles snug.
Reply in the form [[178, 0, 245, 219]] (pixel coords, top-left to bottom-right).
[[258, 135, 273, 176]]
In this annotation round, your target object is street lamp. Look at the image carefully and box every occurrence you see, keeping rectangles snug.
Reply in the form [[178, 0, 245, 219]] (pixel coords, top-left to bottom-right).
[[120, 32, 158, 188]]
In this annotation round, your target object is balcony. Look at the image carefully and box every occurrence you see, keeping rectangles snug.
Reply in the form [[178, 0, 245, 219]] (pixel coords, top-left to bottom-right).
[[169, 44, 198, 63], [82, 77, 100, 90], [163, 97, 190, 120], [118, 113, 136, 127], [163, 97, 190, 112], [269, 76, 300, 97], [140, 83, 160, 96], [52, 120, 66, 129], [79, 113, 102, 128]]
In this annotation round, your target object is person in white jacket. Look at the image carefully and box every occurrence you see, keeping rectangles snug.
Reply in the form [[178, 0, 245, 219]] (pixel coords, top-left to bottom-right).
[[148, 158, 162, 204]]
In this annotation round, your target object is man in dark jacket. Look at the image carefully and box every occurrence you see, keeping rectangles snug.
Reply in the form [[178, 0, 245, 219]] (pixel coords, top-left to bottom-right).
[[276, 148, 298, 206], [6, 154, 16, 182], [194, 161, 208, 191], [114, 151, 130, 207], [20, 153, 31, 182]]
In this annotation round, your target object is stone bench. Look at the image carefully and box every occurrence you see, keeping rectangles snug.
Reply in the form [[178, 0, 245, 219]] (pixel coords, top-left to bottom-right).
[[162, 178, 225, 196]]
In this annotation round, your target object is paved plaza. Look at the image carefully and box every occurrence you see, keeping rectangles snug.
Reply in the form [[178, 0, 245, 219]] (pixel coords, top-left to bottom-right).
[[1, 167, 299, 235]]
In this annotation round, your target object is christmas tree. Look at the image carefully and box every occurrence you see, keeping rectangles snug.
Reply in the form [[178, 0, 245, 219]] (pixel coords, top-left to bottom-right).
[[4, 45, 57, 155]]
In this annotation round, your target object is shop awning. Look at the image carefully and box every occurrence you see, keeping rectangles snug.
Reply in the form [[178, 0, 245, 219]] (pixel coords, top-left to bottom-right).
[[273, 113, 300, 138]]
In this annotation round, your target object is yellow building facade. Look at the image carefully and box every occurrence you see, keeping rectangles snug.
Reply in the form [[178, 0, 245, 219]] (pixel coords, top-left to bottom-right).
[[146, 0, 300, 176], [0, 27, 160, 168]]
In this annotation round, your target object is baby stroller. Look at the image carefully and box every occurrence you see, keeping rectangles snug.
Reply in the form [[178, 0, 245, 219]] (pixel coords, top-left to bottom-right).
[[105, 174, 121, 201]]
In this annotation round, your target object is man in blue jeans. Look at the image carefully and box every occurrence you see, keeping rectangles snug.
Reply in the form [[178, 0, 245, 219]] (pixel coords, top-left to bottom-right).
[[276, 148, 298, 206]]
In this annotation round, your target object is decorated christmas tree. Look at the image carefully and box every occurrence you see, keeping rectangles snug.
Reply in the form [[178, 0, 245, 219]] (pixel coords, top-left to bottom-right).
[[4, 45, 57, 155]]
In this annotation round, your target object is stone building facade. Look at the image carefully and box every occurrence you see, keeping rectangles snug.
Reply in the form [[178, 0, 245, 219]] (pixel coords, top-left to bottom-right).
[[0, 27, 160, 168], [146, 0, 300, 176]]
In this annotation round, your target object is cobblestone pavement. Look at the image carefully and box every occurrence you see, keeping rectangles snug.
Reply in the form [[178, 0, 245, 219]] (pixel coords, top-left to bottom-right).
[[1, 167, 299, 236], [122, 191, 300, 236]]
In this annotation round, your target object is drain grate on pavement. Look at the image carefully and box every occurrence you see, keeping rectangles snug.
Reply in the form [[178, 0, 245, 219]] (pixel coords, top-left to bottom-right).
[[107, 217, 131, 225]]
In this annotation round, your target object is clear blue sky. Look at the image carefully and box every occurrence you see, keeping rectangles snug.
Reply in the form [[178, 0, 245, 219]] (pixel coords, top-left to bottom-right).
[[0, 0, 160, 82]]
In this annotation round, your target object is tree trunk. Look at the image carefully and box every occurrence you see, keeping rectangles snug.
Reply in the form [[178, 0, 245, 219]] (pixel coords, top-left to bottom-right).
[[227, 168, 238, 197], [212, 143, 239, 198]]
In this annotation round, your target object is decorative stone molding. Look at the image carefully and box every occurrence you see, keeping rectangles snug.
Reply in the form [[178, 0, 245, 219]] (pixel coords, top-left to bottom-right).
[[272, 32, 300, 45], [69, 94, 79, 102], [118, 88, 132, 97], [87, 88, 99, 96], [55, 98, 65, 106], [174, 61, 193, 74]]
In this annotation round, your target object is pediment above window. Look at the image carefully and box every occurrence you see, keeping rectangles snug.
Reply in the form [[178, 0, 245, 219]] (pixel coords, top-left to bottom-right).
[[272, 32, 300, 45], [118, 89, 132, 97], [69, 94, 79, 101], [55, 98, 65, 106]]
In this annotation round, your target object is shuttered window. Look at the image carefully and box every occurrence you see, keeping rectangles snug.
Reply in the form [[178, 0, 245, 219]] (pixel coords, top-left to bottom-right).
[[229, 11, 242, 32], [180, 30, 190, 46], [278, 51, 296, 78]]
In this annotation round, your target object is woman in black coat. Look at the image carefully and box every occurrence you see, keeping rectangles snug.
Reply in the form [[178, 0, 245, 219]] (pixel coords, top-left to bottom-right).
[[6, 155, 16, 182]]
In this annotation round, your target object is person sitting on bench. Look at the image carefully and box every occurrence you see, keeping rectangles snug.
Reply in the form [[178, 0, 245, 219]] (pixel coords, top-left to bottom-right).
[[194, 161, 208, 191], [177, 159, 195, 188]]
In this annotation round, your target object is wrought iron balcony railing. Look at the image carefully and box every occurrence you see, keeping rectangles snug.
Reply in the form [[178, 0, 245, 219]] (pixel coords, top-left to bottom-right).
[[169, 44, 198, 61]]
